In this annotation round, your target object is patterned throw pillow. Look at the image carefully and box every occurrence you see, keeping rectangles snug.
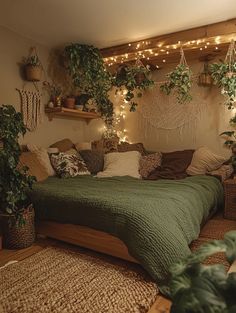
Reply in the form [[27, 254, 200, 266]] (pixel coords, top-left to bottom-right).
[[50, 153, 90, 178], [207, 164, 234, 182], [79, 150, 104, 174], [139, 152, 162, 178], [118, 142, 147, 156]]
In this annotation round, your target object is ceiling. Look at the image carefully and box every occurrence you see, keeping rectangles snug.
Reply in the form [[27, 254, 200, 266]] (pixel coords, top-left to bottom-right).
[[1, 0, 236, 48]]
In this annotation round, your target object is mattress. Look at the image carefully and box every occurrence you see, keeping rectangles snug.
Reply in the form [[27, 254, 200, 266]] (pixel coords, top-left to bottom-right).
[[29, 175, 224, 293]]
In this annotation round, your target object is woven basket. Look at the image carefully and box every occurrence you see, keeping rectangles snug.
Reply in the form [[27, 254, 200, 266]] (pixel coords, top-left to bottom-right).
[[224, 179, 236, 220], [25, 65, 42, 81], [2, 205, 35, 249]]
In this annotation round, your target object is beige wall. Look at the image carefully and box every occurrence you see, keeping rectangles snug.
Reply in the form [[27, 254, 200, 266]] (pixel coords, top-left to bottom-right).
[[0, 26, 86, 147], [108, 60, 234, 157]]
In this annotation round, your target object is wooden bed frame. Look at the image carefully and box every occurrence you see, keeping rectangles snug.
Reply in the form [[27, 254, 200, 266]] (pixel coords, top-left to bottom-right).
[[36, 221, 139, 263]]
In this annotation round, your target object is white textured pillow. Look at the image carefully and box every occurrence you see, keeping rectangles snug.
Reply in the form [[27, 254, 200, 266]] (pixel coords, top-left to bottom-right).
[[187, 146, 227, 176], [97, 151, 141, 178], [27, 143, 55, 176]]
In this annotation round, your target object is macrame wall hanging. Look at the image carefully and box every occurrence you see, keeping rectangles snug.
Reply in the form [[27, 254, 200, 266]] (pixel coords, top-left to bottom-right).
[[16, 89, 43, 132]]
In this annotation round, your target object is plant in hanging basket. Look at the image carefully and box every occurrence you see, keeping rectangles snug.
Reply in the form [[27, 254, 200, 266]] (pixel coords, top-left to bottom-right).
[[64, 44, 113, 124], [0, 105, 36, 249], [168, 230, 236, 313], [198, 62, 213, 87], [23, 52, 42, 82], [113, 62, 154, 112], [160, 63, 193, 103]]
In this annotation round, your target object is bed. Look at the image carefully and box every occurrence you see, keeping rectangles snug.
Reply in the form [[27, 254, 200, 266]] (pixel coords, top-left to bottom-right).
[[30, 174, 224, 292]]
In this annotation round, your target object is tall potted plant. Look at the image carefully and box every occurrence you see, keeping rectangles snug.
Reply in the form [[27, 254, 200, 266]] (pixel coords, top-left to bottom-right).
[[0, 105, 36, 249]]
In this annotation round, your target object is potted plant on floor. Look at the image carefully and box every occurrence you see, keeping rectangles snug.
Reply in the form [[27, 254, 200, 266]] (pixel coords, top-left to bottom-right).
[[0, 105, 36, 249]]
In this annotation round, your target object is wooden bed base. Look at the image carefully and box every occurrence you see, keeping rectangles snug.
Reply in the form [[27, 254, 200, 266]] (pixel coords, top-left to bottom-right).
[[36, 221, 139, 264]]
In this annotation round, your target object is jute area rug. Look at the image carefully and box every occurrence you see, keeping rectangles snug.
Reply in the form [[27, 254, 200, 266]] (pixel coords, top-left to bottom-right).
[[0, 246, 158, 313]]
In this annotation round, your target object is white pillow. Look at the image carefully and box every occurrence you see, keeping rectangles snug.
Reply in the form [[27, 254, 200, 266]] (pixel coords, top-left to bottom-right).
[[27, 143, 55, 176], [97, 151, 141, 178], [187, 146, 227, 176]]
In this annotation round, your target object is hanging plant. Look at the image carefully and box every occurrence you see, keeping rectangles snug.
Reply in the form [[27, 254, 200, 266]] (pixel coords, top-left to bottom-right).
[[210, 40, 236, 110], [113, 59, 154, 111], [23, 47, 42, 82], [198, 62, 213, 87], [160, 48, 192, 103], [169, 230, 236, 313], [64, 44, 113, 123]]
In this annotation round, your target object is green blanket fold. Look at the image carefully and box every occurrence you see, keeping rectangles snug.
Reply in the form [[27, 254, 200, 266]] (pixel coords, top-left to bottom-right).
[[29, 175, 224, 292]]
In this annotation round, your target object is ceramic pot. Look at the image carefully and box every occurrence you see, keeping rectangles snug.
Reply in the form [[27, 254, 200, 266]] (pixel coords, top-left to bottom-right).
[[65, 97, 75, 109]]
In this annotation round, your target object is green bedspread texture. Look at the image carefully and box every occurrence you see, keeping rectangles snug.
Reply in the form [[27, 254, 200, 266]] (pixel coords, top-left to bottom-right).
[[29, 175, 224, 292]]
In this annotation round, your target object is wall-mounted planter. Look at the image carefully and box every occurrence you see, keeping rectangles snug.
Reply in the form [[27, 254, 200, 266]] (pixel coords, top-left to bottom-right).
[[198, 72, 212, 86]]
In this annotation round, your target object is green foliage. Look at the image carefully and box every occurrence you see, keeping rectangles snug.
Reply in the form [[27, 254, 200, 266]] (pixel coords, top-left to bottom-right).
[[210, 61, 236, 109], [64, 44, 113, 123], [113, 64, 154, 111], [169, 231, 236, 313], [24, 55, 41, 66], [160, 64, 193, 103], [0, 105, 36, 221]]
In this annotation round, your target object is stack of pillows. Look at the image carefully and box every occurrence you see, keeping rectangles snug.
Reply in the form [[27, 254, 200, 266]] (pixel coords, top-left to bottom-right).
[[19, 138, 233, 182]]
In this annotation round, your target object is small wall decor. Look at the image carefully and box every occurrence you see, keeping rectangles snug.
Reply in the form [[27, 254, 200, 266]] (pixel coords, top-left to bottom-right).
[[23, 47, 42, 82], [16, 89, 43, 131], [198, 56, 213, 87], [160, 47, 193, 103]]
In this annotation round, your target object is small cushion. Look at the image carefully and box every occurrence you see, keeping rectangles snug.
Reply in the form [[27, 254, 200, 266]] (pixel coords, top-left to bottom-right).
[[147, 150, 194, 180], [50, 152, 90, 178], [64, 148, 78, 155], [118, 142, 147, 156], [139, 152, 162, 179], [97, 151, 141, 179], [27, 144, 55, 176], [19, 152, 49, 182], [79, 150, 104, 174], [187, 147, 227, 176], [75, 142, 91, 151], [50, 138, 74, 152], [92, 137, 119, 153], [207, 164, 234, 182]]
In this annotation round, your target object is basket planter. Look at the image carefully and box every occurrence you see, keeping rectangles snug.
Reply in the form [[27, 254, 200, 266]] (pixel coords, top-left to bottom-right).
[[1, 205, 35, 249], [64, 97, 75, 109], [25, 65, 42, 81], [135, 72, 146, 85]]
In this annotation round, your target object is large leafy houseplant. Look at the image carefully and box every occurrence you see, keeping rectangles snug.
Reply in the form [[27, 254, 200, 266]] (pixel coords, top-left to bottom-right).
[[169, 230, 236, 313], [64, 44, 113, 124], [0, 105, 35, 247], [113, 62, 154, 111]]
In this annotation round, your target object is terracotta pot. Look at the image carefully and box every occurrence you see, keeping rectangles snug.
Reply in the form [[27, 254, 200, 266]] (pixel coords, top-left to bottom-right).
[[25, 65, 42, 81], [1, 205, 35, 249], [64, 97, 75, 109]]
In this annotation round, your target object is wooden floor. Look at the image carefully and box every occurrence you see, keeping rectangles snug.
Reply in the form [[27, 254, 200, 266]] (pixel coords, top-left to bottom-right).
[[0, 214, 236, 313]]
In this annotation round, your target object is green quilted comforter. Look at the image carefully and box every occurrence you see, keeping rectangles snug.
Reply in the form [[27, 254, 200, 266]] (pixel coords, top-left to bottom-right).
[[29, 175, 223, 292]]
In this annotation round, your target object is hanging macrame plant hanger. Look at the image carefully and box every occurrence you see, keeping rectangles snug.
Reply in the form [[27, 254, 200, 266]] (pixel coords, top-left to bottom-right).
[[225, 40, 236, 77]]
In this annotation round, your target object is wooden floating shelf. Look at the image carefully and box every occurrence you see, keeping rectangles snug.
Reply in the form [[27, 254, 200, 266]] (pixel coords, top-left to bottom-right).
[[45, 107, 100, 123]]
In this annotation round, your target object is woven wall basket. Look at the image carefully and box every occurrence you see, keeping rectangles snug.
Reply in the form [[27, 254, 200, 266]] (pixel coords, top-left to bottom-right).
[[25, 65, 42, 81], [2, 205, 35, 249]]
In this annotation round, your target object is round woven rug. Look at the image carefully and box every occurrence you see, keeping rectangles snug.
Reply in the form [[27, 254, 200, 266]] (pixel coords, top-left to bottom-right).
[[0, 246, 158, 313]]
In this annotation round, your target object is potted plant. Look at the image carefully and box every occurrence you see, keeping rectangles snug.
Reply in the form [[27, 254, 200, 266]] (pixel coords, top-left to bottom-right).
[[210, 41, 236, 109], [160, 48, 192, 103], [43, 81, 62, 107], [169, 230, 236, 312], [64, 44, 113, 123], [0, 105, 36, 249], [24, 49, 42, 82], [113, 61, 154, 111], [64, 95, 76, 109]]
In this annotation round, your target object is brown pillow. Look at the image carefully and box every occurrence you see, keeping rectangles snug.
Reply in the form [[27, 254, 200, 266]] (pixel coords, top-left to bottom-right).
[[19, 152, 49, 182], [50, 138, 74, 152], [92, 137, 119, 153], [118, 142, 147, 156], [147, 150, 194, 180], [79, 150, 104, 174]]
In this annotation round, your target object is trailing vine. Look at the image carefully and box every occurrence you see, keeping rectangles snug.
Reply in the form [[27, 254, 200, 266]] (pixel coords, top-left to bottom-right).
[[64, 44, 113, 123]]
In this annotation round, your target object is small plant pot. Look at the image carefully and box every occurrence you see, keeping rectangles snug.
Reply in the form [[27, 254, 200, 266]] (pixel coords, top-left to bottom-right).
[[25, 65, 42, 81], [1, 205, 35, 249], [75, 104, 84, 111], [64, 97, 75, 109], [198, 73, 213, 86]]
